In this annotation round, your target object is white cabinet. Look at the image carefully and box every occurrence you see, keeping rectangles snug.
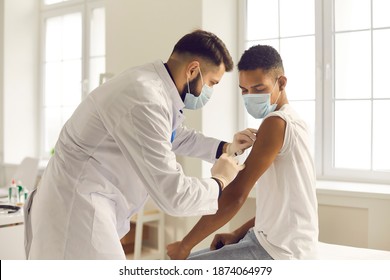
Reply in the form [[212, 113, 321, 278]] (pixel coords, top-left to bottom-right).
[[0, 210, 25, 260]]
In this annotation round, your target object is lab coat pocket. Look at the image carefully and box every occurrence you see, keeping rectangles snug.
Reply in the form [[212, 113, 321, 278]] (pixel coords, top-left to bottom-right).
[[90, 192, 123, 256]]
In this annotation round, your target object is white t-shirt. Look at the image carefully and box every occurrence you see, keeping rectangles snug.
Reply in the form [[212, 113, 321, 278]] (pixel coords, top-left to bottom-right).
[[254, 104, 318, 260]]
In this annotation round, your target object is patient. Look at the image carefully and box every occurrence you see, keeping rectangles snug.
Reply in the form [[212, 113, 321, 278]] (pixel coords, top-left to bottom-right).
[[167, 45, 319, 260]]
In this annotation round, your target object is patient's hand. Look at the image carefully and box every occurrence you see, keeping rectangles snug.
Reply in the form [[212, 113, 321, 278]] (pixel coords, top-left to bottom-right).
[[210, 232, 241, 250], [167, 241, 191, 260]]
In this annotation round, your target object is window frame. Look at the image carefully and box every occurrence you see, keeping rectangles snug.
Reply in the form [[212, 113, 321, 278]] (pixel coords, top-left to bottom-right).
[[240, 0, 390, 184], [39, 0, 104, 159], [322, 0, 390, 184]]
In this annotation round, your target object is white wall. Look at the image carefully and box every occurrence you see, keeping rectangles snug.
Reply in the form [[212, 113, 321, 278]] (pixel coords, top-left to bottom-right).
[[317, 183, 390, 251], [0, 0, 5, 185], [106, 0, 202, 74], [3, 0, 38, 164]]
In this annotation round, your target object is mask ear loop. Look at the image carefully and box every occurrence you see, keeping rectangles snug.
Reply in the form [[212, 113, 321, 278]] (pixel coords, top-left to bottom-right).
[[187, 66, 200, 95], [272, 77, 282, 105], [198, 67, 204, 86], [187, 76, 191, 94]]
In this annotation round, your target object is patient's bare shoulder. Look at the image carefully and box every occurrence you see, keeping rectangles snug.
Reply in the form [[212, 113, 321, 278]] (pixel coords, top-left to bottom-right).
[[256, 116, 286, 149]]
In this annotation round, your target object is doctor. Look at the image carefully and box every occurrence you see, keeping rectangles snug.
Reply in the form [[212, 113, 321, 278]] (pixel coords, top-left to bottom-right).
[[24, 30, 256, 259]]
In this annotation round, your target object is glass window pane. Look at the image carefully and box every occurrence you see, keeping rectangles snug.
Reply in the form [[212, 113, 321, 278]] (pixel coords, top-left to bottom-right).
[[373, 100, 390, 171], [89, 57, 105, 93], [45, 17, 62, 61], [335, 31, 371, 99], [46, 13, 81, 61], [373, 29, 390, 98], [289, 101, 315, 156], [334, 100, 371, 170], [246, 39, 279, 52], [90, 7, 105, 57], [247, 0, 278, 40], [280, 36, 315, 100], [373, 0, 390, 28], [62, 13, 82, 59], [280, 0, 314, 37], [62, 60, 82, 106], [335, 0, 371, 32], [44, 62, 61, 106]]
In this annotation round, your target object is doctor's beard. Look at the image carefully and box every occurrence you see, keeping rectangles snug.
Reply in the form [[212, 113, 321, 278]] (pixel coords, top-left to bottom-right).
[[180, 73, 201, 98]]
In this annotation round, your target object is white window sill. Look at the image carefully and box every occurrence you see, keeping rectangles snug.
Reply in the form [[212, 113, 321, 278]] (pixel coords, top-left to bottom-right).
[[249, 180, 390, 199], [316, 180, 390, 200]]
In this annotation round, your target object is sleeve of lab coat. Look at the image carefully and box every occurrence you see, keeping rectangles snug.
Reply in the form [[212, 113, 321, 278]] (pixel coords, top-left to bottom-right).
[[111, 102, 219, 217], [172, 124, 221, 163]]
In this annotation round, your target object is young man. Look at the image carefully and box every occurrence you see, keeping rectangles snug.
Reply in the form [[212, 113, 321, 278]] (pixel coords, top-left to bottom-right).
[[25, 30, 257, 259], [167, 45, 318, 260]]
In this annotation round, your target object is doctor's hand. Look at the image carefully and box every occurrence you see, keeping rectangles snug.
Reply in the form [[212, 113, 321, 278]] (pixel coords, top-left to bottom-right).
[[210, 232, 241, 250], [226, 128, 258, 156], [167, 241, 190, 260], [211, 153, 245, 189]]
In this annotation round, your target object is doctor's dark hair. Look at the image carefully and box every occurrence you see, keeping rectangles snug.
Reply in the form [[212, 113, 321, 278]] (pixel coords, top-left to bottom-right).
[[237, 45, 284, 76], [172, 30, 233, 72]]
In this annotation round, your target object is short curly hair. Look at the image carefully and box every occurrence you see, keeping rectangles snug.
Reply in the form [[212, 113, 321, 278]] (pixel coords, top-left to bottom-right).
[[237, 45, 284, 76]]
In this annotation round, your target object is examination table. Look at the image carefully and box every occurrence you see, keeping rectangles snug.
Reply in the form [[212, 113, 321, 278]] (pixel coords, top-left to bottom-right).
[[318, 242, 390, 259]]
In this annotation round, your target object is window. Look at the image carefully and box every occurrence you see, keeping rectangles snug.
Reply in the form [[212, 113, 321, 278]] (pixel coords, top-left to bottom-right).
[[40, 0, 105, 158], [241, 0, 390, 184], [243, 0, 316, 155]]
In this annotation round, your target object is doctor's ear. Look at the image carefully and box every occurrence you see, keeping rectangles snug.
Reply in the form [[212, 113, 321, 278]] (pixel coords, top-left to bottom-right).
[[278, 75, 287, 91], [186, 61, 200, 79]]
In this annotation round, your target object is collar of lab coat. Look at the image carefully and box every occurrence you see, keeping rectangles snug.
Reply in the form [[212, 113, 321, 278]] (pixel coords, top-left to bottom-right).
[[153, 60, 185, 131]]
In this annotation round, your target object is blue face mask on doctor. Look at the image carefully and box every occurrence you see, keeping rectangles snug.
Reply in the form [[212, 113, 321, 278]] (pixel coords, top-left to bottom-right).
[[242, 78, 281, 119], [183, 67, 213, 110]]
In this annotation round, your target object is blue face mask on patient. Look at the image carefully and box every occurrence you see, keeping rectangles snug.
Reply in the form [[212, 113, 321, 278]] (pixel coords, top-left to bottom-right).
[[242, 78, 280, 119]]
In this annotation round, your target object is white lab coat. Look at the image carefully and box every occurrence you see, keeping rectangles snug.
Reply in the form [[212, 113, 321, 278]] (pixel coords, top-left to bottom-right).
[[25, 61, 222, 259]]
